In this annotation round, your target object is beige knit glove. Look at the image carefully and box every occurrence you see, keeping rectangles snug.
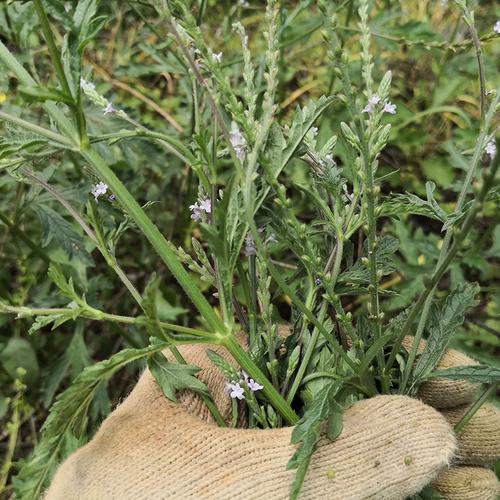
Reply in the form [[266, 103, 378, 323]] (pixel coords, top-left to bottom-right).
[[46, 339, 500, 500]]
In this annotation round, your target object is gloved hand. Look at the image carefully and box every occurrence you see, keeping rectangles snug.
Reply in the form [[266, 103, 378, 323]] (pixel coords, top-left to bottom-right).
[[46, 337, 500, 500]]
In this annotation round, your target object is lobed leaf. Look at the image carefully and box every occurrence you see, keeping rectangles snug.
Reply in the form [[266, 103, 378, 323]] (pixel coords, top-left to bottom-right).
[[425, 365, 500, 384], [148, 352, 209, 402], [412, 282, 480, 382], [287, 380, 343, 500]]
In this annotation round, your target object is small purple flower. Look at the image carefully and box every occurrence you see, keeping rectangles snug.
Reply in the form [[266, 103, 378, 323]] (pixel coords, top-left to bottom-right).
[[247, 379, 263, 392], [91, 182, 108, 201], [485, 141, 496, 160], [362, 94, 381, 114], [103, 102, 115, 115], [315, 277, 321, 286], [225, 382, 245, 400], [383, 101, 397, 114], [230, 122, 247, 161], [189, 198, 211, 221], [494, 21, 500, 34]]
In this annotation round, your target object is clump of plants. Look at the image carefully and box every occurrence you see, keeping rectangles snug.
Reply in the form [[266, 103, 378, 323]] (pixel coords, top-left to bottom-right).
[[0, 0, 498, 498]]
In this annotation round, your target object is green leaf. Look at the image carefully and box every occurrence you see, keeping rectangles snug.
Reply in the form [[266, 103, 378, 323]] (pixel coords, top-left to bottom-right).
[[358, 333, 394, 375], [425, 365, 500, 384], [62, 0, 105, 96], [380, 194, 445, 221], [34, 204, 93, 264], [42, 326, 92, 409], [257, 96, 335, 209], [141, 275, 160, 320], [47, 264, 80, 302], [206, 349, 240, 382], [18, 84, 73, 104], [13, 342, 168, 500], [326, 404, 344, 441], [147, 352, 209, 402], [287, 380, 342, 500], [413, 282, 480, 382], [0, 337, 39, 386]]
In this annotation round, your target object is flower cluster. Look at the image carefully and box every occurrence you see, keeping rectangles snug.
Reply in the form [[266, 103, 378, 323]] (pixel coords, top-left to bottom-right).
[[485, 141, 496, 160], [102, 102, 116, 115], [189, 198, 211, 221], [362, 94, 396, 115], [80, 77, 119, 116], [229, 121, 247, 161], [91, 182, 108, 201], [225, 370, 263, 400]]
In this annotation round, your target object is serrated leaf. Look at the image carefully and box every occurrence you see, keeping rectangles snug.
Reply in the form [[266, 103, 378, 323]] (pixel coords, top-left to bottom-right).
[[413, 282, 480, 382], [141, 275, 160, 320], [425, 365, 500, 384], [380, 194, 445, 220], [425, 182, 447, 221], [286, 345, 301, 376], [287, 380, 343, 500], [206, 349, 240, 381], [47, 264, 80, 301], [13, 343, 168, 499], [18, 84, 73, 104], [34, 204, 93, 264], [147, 353, 208, 402]]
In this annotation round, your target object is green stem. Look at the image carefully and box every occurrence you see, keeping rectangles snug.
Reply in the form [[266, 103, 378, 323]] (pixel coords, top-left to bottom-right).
[[458, 5, 486, 122], [359, 136, 387, 390], [248, 254, 258, 349], [222, 334, 299, 425], [33, 0, 72, 98], [0, 303, 215, 338], [454, 383, 498, 434], [79, 147, 226, 336], [286, 301, 329, 403]]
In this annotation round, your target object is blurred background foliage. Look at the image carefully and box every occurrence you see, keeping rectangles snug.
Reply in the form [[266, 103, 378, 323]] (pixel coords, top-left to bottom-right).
[[0, 0, 499, 495]]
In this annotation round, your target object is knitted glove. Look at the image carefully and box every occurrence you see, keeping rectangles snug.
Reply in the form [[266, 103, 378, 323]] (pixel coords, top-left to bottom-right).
[[46, 339, 500, 500]]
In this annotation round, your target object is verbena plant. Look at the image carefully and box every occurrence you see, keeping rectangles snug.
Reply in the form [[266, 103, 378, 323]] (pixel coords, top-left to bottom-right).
[[0, 0, 498, 498]]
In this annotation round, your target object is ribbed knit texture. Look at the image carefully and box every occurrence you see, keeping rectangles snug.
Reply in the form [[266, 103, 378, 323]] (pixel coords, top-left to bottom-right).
[[434, 467, 500, 500], [46, 383, 455, 499], [442, 404, 500, 465], [46, 339, 499, 499]]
